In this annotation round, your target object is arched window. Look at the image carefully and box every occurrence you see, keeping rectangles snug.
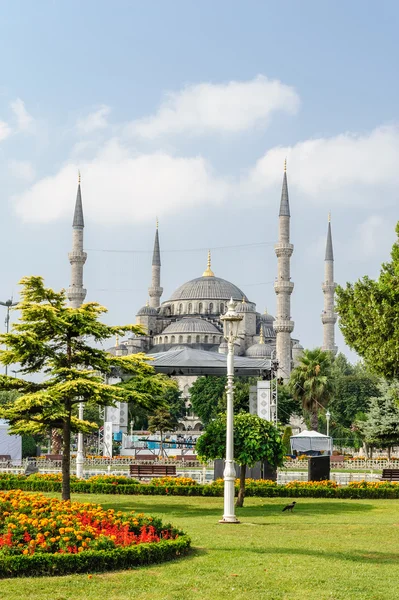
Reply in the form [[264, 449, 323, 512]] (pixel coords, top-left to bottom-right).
[[204, 335, 208, 344], [188, 303, 192, 313], [220, 303, 224, 314], [196, 335, 200, 343], [164, 336, 168, 343], [179, 303, 183, 315], [171, 335, 175, 343], [198, 303, 203, 314], [187, 335, 192, 344], [178, 335, 183, 343], [170, 305, 174, 315], [212, 335, 216, 344], [165, 307, 171, 316], [209, 302, 213, 313]]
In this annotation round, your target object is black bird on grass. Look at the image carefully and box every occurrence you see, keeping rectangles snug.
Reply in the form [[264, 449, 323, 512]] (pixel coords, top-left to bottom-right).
[[282, 501, 296, 512]]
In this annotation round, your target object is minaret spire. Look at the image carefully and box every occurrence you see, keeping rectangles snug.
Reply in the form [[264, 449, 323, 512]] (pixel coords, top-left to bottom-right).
[[67, 173, 87, 308], [148, 220, 163, 308], [322, 214, 337, 354], [202, 250, 215, 277], [273, 161, 294, 380]]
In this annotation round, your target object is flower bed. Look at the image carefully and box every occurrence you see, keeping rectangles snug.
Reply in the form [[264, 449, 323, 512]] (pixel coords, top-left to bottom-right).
[[1, 473, 399, 500], [0, 490, 190, 577]]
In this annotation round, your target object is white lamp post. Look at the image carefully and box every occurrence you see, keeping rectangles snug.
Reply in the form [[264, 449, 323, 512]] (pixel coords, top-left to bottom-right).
[[326, 410, 331, 438], [76, 402, 84, 478], [219, 298, 243, 524]]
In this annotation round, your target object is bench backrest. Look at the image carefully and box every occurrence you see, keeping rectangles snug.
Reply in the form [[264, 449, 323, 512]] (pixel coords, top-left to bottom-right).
[[130, 464, 176, 476], [382, 469, 399, 477]]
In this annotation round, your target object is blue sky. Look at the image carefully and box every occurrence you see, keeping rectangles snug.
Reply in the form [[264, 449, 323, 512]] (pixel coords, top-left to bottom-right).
[[0, 1, 398, 360]]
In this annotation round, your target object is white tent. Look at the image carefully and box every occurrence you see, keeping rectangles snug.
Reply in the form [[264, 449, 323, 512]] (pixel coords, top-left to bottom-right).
[[0, 420, 22, 461], [290, 430, 332, 455]]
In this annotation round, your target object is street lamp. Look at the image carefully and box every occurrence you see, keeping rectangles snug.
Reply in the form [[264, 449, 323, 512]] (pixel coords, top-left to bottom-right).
[[326, 410, 331, 438], [0, 299, 18, 376], [219, 298, 243, 524]]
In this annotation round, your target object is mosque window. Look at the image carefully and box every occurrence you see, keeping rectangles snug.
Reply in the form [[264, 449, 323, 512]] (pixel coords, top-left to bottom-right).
[[165, 307, 171, 316], [187, 335, 192, 344], [209, 302, 213, 313], [170, 305, 174, 315], [179, 335, 183, 343], [198, 303, 203, 314], [204, 335, 208, 344], [171, 336, 175, 343], [179, 303, 183, 315], [212, 335, 216, 344], [188, 303, 192, 313], [165, 336, 168, 343], [220, 303, 224, 314], [196, 335, 200, 343]]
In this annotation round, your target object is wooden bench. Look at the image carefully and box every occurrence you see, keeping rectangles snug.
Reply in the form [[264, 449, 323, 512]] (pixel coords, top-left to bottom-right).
[[0, 455, 11, 461], [380, 469, 399, 481], [45, 454, 63, 461], [129, 464, 177, 479]]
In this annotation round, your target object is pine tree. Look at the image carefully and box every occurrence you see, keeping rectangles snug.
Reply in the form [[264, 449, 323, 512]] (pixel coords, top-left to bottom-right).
[[0, 276, 173, 500], [356, 382, 399, 457]]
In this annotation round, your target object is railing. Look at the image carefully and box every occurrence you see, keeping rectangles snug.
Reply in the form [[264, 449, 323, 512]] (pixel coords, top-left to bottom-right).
[[284, 460, 399, 470]]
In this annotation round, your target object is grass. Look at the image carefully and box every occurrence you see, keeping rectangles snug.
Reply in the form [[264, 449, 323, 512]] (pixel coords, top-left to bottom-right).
[[2, 493, 399, 600]]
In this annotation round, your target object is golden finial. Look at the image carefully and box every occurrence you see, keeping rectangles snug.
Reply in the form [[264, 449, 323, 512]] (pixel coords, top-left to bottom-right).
[[78, 170, 81, 185], [284, 158, 287, 172], [264, 307, 268, 315], [146, 299, 149, 307], [259, 326, 265, 345], [115, 333, 119, 347], [202, 250, 215, 277], [156, 217, 159, 229], [328, 211, 331, 223]]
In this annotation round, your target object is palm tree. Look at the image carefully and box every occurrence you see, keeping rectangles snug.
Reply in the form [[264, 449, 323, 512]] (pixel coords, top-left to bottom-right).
[[289, 348, 333, 431]]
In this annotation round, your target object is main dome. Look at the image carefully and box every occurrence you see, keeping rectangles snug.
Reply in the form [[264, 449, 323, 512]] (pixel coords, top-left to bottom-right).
[[162, 318, 220, 335], [169, 276, 248, 302]]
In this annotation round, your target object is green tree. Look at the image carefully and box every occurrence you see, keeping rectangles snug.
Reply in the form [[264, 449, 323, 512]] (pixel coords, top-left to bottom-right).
[[0, 276, 170, 500], [277, 384, 302, 425], [196, 412, 284, 507], [189, 376, 227, 425], [356, 382, 399, 458], [281, 425, 293, 455], [336, 222, 399, 379], [148, 408, 178, 457], [289, 348, 333, 431]]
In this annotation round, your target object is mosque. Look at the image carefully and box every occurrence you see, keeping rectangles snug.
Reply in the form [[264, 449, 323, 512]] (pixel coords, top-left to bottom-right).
[[67, 166, 337, 432]]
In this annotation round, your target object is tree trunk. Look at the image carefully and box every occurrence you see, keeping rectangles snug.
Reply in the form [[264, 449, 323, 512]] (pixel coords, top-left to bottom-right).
[[388, 446, 391, 460], [159, 432, 163, 459], [310, 409, 318, 431], [61, 418, 71, 501], [236, 464, 246, 508], [51, 429, 62, 454]]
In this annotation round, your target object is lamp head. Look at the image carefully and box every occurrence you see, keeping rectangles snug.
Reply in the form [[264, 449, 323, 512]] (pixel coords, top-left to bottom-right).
[[220, 298, 243, 340]]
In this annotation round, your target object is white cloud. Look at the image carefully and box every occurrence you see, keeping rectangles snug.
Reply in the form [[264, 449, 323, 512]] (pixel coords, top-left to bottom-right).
[[245, 126, 399, 205], [0, 120, 12, 141], [8, 160, 36, 182], [10, 98, 34, 132], [129, 75, 300, 138], [76, 105, 111, 134], [13, 139, 230, 224]]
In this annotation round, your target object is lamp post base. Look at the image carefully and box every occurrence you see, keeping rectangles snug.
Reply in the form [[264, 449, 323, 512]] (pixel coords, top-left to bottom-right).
[[219, 517, 241, 524]]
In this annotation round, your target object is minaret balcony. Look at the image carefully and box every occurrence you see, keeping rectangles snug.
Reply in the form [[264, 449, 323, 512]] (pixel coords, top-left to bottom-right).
[[149, 287, 163, 297], [322, 344, 338, 356], [68, 251, 87, 264], [67, 286, 87, 301], [321, 311, 337, 325], [274, 281, 294, 294], [274, 243, 294, 258], [322, 282, 337, 293], [273, 319, 294, 333]]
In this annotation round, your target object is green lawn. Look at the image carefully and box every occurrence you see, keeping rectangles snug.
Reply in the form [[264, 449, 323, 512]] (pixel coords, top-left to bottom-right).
[[2, 493, 399, 600]]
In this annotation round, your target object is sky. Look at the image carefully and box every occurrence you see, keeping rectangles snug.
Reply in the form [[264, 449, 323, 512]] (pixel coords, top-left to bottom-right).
[[0, 0, 398, 361]]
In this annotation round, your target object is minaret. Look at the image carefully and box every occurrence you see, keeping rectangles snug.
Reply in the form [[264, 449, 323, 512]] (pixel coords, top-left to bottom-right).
[[67, 172, 87, 308], [322, 214, 338, 355], [273, 160, 294, 380], [148, 219, 163, 309]]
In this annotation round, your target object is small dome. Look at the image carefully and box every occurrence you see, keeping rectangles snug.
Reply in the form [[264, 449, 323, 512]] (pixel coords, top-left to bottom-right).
[[259, 310, 275, 324], [236, 299, 255, 313], [293, 342, 304, 350], [162, 317, 221, 335], [136, 304, 158, 316], [246, 342, 272, 358]]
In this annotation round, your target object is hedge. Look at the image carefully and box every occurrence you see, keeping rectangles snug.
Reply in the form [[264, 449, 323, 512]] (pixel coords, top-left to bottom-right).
[[1, 475, 399, 499], [0, 536, 191, 578]]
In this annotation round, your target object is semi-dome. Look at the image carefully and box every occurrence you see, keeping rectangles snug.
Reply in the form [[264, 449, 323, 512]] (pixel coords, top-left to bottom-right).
[[136, 304, 158, 316], [169, 277, 248, 302], [162, 317, 220, 335], [246, 342, 272, 358], [236, 299, 255, 313], [259, 309, 275, 324]]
